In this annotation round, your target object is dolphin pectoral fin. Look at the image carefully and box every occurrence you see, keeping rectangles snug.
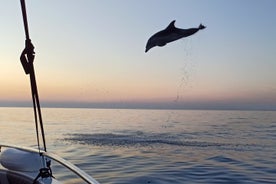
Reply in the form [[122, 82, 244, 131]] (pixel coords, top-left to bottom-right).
[[158, 42, 167, 47]]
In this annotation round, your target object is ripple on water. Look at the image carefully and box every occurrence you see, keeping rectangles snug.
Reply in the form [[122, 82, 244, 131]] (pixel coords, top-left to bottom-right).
[[64, 132, 262, 153]]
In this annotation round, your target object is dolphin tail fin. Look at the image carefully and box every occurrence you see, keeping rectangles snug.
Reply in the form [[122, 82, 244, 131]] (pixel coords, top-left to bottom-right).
[[198, 24, 206, 30]]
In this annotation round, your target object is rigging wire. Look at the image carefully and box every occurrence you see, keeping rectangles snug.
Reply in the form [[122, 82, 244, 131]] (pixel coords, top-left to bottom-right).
[[20, 0, 47, 153]]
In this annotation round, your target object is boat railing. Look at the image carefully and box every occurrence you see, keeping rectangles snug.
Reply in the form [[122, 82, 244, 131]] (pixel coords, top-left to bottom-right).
[[0, 144, 100, 184]]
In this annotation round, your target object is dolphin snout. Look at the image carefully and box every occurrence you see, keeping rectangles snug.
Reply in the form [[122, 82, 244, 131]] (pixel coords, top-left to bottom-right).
[[145, 45, 151, 53]]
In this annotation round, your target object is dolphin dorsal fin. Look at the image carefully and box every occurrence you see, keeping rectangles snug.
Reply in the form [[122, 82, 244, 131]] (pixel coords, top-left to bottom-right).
[[165, 20, 176, 30]]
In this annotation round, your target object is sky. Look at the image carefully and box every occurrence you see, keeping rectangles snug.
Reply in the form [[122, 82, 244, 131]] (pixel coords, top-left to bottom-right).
[[0, 0, 276, 110]]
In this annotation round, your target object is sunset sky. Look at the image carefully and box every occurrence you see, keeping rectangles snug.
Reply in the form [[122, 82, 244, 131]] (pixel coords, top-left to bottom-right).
[[0, 0, 276, 110]]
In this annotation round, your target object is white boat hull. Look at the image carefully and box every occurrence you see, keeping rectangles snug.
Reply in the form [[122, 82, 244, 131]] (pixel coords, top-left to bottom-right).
[[0, 144, 99, 184]]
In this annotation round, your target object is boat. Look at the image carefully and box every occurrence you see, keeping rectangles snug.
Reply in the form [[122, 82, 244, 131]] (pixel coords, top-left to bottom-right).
[[0, 144, 99, 184], [0, 1, 100, 183]]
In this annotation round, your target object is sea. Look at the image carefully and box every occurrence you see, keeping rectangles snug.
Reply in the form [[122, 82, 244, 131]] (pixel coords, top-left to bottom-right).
[[0, 107, 275, 184]]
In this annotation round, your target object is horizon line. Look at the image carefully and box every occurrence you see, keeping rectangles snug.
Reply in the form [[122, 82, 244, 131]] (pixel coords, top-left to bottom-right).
[[0, 100, 275, 111]]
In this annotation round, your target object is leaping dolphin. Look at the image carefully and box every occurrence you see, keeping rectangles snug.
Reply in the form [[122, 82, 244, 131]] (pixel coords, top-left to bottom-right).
[[145, 20, 206, 52]]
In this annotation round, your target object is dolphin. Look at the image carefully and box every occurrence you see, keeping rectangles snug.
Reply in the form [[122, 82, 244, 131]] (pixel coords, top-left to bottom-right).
[[145, 20, 206, 52]]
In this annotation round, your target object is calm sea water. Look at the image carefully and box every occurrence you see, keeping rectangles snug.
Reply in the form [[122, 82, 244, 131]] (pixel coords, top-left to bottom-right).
[[0, 107, 275, 184]]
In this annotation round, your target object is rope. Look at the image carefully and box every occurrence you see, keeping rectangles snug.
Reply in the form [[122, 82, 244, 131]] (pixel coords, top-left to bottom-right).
[[20, 0, 30, 40], [20, 0, 47, 152]]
